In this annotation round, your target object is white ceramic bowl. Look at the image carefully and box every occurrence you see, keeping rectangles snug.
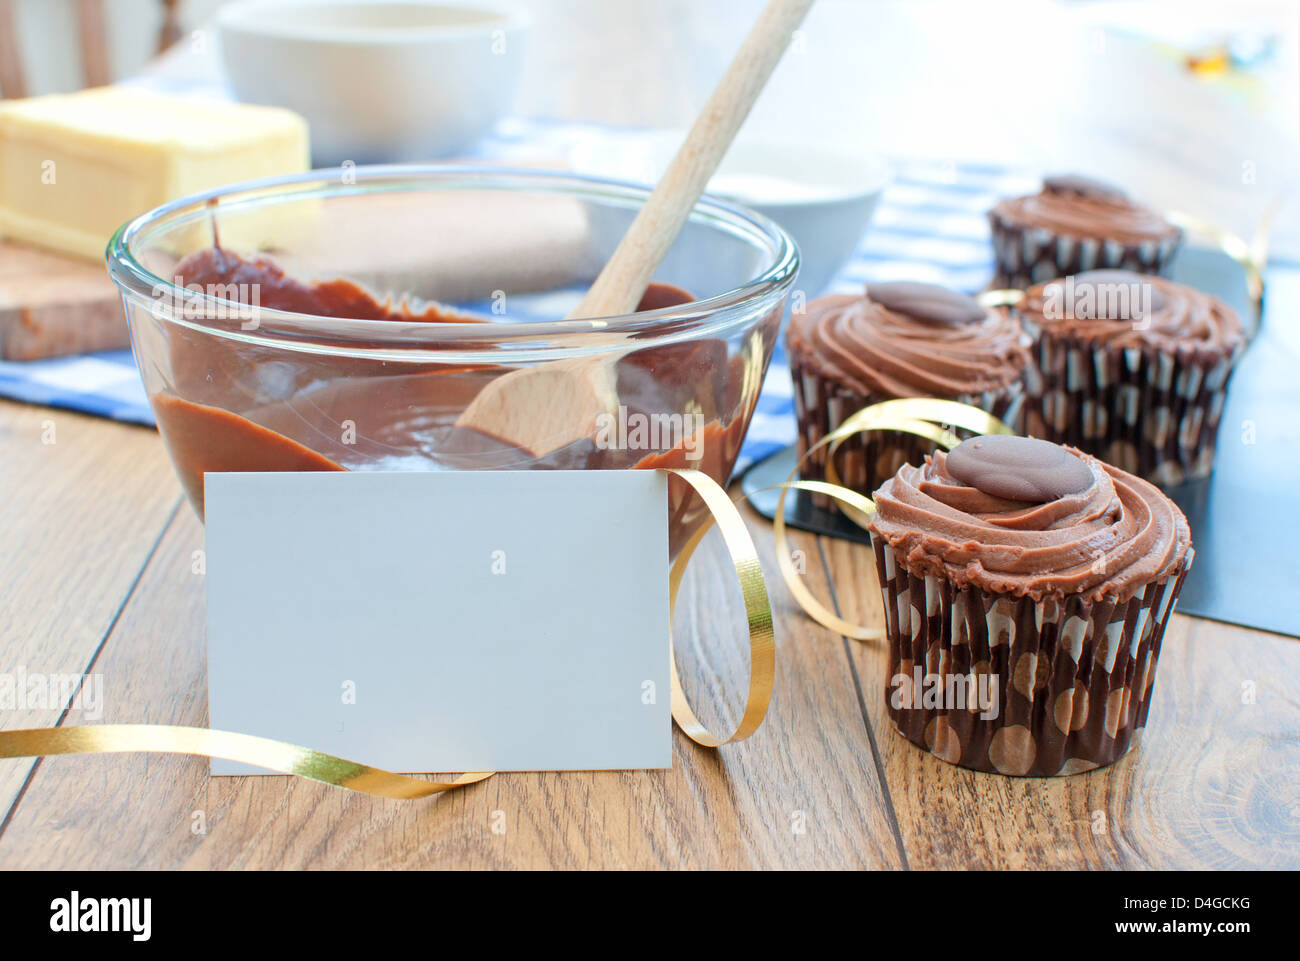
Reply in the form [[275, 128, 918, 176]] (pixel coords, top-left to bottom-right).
[[217, 0, 529, 165], [572, 133, 890, 298]]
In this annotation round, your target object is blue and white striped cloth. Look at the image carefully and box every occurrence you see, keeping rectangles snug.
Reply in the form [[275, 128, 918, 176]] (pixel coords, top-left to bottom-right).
[[0, 115, 1035, 474]]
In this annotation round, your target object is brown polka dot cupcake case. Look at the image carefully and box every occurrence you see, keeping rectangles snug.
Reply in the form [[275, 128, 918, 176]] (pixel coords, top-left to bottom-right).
[[1015, 270, 1248, 487], [865, 435, 1193, 777]]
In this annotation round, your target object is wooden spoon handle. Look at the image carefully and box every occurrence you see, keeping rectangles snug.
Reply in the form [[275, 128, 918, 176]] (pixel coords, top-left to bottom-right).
[[568, 0, 815, 320]]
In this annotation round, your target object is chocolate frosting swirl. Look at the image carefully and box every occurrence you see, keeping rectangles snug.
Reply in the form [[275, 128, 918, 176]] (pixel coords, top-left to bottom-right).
[[867, 444, 1191, 603], [1019, 271, 1245, 356], [992, 174, 1178, 245], [788, 284, 1029, 398]]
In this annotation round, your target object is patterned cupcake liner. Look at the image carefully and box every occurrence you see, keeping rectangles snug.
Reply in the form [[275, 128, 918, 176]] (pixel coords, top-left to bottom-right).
[[1020, 323, 1243, 487], [870, 537, 1191, 776], [988, 211, 1182, 290], [789, 356, 1025, 506]]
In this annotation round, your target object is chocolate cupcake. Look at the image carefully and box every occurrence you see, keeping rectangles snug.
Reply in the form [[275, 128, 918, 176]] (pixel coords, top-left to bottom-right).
[[1017, 270, 1247, 486], [867, 435, 1193, 777], [989, 174, 1181, 289], [788, 281, 1030, 501]]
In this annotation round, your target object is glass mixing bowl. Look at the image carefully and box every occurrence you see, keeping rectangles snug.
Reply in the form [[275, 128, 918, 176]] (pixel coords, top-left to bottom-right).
[[107, 166, 798, 553]]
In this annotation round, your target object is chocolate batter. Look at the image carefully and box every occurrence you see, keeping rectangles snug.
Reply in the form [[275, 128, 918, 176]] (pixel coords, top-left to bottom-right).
[[152, 247, 765, 555]]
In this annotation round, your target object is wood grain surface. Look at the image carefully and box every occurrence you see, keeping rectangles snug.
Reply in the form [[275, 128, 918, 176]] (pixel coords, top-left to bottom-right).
[[0, 398, 1295, 869], [0, 402, 179, 818]]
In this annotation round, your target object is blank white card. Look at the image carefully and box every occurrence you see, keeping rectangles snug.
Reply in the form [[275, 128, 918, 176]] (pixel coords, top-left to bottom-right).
[[204, 470, 671, 774]]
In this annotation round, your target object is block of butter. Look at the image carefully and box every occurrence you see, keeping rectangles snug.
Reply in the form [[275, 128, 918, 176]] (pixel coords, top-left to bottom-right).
[[0, 86, 309, 262]]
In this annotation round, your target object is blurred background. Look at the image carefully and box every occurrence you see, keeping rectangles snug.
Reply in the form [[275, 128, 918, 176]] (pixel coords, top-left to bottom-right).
[[2, 0, 1298, 250]]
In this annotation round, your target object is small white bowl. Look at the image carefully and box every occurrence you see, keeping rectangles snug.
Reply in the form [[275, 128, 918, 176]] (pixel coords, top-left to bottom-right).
[[572, 133, 890, 298], [217, 0, 530, 165]]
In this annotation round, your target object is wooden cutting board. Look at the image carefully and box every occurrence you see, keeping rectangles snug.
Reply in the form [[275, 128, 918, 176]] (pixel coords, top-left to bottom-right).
[[0, 241, 129, 361]]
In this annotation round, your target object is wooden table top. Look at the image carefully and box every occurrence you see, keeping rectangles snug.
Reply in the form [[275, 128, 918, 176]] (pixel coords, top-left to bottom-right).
[[0, 396, 1296, 869]]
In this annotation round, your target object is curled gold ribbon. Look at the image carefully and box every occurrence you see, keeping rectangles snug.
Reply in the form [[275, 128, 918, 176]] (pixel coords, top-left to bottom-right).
[[665, 468, 775, 747], [771, 478, 885, 640], [764, 398, 1014, 639], [977, 288, 1026, 309], [819, 398, 1012, 529]]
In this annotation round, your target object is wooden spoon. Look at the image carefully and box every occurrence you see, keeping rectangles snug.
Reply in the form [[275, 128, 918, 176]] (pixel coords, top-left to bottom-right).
[[457, 0, 814, 456]]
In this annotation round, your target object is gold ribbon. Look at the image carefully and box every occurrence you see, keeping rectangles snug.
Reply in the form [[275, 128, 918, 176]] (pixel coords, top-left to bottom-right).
[[772, 478, 884, 640], [764, 398, 1014, 639], [665, 469, 774, 747], [0, 400, 1009, 797], [977, 289, 1026, 309], [0, 725, 492, 799]]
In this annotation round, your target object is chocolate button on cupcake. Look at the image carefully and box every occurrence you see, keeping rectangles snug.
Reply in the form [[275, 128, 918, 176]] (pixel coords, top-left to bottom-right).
[[787, 282, 1030, 504], [989, 174, 1181, 289], [865, 281, 988, 327], [1041, 174, 1128, 203], [866, 438, 1193, 777], [945, 435, 1092, 502]]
